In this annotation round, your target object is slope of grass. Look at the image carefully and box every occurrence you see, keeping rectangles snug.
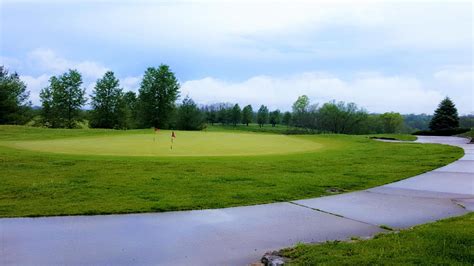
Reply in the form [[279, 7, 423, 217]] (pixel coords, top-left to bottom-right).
[[281, 212, 474, 265], [0, 125, 463, 217], [458, 129, 474, 143]]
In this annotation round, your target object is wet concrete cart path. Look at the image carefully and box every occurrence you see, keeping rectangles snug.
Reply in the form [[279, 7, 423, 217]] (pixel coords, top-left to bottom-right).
[[1, 136, 473, 265]]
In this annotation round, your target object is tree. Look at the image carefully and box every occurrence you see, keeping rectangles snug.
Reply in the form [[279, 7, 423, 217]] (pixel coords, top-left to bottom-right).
[[429, 97, 459, 131], [137, 65, 180, 128], [89, 71, 127, 129], [292, 95, 310, 113], [217, 103, 232, 124], [203, 104, 218, 125], [230, 104, 241, 126], [0, 66, 31, 124], [176, 96, 205, 130], [123, 91, 138, 128], [269, 110, 281, 127], [242, 105, 253, 126], [318, 101, 367, 134], [282, 111, 292, 127], [257, 105, 269, 127], [40, 69, 86, 128], [292, 95, 311, 128], [380, 112, 403, 133]]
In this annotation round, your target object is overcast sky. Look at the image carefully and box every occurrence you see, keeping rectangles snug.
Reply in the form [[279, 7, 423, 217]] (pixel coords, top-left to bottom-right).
[[1, 0, 472, 114]]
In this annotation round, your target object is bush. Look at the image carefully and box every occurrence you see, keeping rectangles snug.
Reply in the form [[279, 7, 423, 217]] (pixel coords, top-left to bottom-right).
[[413, 128, 470, 136]]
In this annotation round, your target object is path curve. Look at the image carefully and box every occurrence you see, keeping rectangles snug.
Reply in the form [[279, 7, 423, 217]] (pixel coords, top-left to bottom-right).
[[1, 136, 473, 265]]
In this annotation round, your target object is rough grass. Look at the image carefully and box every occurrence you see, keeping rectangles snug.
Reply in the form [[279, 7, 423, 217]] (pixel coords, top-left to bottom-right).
[[281, 212, 474, 265], [0, 125, 463, 217]]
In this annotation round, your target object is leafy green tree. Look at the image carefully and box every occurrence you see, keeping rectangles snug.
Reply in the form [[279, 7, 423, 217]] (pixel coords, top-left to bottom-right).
[[318, 101, 367, 134], [123, 91, 138, 128], [242, 104, 253, 126], [89, 71, 127, 129], [282, 111, 292, 127], [292, 95, 311, 128], [137, 65, 180, 128], [257, 105, 269, 127], [176, 96, 205, 130], [403, 114, 432, 131], [380, 112, 403, 133], [292, 95, 309, 112], [0, 66, 31, 124], [269, 109, 281, 127], [429, 97, 459, 130], [40, 69, 86, 128], [230, 104, 241, 126]]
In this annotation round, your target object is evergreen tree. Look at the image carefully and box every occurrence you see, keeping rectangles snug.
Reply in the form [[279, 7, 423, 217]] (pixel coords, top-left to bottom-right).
[[230, 103, 241, 126], [89, 71, 126, 129], [429, 97, 459, 130], [137, 65, 180, 128], [257, 105, 269, 127], [217, 103, 232, 124], [40, 69, 86, 128], [282, 111, 292, 127], [0, 66, 31, 124], [203, 105, 218, 125], [269, 109, 281, 127], [241, 105, 253, 126], [176, 96, 205, 130]]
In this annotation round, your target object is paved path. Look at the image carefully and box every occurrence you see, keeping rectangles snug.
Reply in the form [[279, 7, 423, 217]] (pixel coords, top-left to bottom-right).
[[1, 136, 473, 265]]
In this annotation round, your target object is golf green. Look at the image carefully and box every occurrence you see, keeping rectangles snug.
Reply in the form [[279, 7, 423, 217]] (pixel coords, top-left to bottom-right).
[[4, 131, 323, 156]]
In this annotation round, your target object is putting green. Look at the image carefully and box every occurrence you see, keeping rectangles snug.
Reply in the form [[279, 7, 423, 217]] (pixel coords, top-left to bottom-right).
[[5, 131, 323, 156]]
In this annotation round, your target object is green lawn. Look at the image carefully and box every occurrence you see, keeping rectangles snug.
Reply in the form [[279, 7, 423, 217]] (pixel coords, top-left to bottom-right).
[[0, 125, 463, 217], [281, 212, 474, 265]]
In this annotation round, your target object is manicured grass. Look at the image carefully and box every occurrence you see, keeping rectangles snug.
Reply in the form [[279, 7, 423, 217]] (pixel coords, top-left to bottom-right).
[[4, 131, 322, 157], [281, 212, 474, 265], [0, 125, 463, 217]]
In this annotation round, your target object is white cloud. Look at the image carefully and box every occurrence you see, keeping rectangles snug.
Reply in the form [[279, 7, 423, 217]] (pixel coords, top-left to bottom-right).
[[68, 1, 471, 59], [20, 74, 50, 106], [15, 49, 134, 106], [181, 72, 447, 114], [121, 76, 141, 93], [27, 48, 109, 79], [432, 66, 473, 114]]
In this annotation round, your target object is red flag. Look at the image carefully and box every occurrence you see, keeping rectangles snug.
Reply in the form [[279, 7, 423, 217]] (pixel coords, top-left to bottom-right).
[[171, 131, 176, 138]]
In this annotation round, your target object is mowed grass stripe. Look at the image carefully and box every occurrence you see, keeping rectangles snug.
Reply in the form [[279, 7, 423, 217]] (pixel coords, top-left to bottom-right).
[[4, 131, 323, 156]]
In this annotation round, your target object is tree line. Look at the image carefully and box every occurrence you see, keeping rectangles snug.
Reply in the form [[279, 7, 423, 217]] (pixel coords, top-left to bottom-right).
[[1, 65, 471, 134]]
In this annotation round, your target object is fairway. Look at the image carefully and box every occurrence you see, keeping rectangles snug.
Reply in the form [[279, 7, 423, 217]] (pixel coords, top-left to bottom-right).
[[5, 131, 323, 156]]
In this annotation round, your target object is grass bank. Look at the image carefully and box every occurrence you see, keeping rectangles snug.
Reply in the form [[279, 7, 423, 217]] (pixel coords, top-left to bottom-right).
[[0, 126, 463, 217], [281, 212, 474, 265]]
